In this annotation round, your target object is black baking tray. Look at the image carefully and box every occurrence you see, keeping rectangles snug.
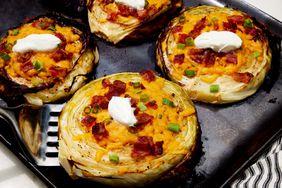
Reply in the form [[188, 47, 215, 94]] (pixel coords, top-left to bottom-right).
[[0, 0, 282, 187]]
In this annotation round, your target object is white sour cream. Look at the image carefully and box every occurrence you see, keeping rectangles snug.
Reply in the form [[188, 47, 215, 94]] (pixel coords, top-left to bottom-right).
[[12, 34, 61, 53], [115, 0, 145, 10], [194, 31, 242, 53], [108, 96, 137, 127]]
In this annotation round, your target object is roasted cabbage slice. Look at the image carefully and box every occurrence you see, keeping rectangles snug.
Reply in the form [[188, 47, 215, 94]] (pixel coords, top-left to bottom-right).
[[87, 0, 183, 44], [59, 71, 198, 187], [156, 6, 272, 104], [0, 14, 99, 106]]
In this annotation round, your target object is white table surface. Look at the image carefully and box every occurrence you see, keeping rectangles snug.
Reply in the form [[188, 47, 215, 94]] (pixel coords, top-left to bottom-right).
[[0, 0, 281, 187]]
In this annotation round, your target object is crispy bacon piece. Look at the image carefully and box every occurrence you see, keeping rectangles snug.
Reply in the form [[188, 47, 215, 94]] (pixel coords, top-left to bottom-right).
[[31, 18, 54, 30], [21, 61, 34, 72], [232, 72, 254, 84], [131, 136, 163, 158], [226, 53, 238, 64], [227, 15, 245, 24], [245, 28, 264, 41], [105, 80, 126, 100], [81, 115, 96, 127], [17, 52, 34, 63], [51, 49, 73, 62], [54, 32, 67, 48], [48, 66, 68, 79], [124, 94, 138, 107], [189, 49, 215, 67], [102, 79, 111, 88], [140, 70, 156, 82], [152, 141, 164, 155], [171, 26, 183, 33], [90, 95, 109, 109], [136, 113, 154, 125], [173, 54, 185, 64], [213, 22, 219, 30], [188, 17, 207, 38], [146, 100, 158, 109], [223, 21, 237, 32], [92, 122, 109, 141], [118, 4, 137, 17], [108, 12, 118, 21], [178, 34, 188, 43], [131, 136, 154, 158], [129, 113, 153, 133]]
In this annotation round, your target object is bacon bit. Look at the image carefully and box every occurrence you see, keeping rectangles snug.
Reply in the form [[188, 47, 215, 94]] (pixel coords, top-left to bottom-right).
[[152, 141, 164, 155], [223, 21, 237, 32], [147, 5, 157, 17], [92, 122, 109, 141], [232, 72, 254, 84], [173, 54, 185, 64], [21, 61, 34, 72], [17, 52, 34, 63], [140, 70, 156, 82], [54, 32, 67, 48], [146, 100, 158, 109], [245, 28, 264, 41], [91, 95, 109, 109], [131, 136, 154, 158], [136, 113, 153, 125], [81, 115, 96, 127], [107, 12, 118, 21], [51, 49, 72, 62], [188, 17, 207, 38], [118, 4, 137, 17], [227, 15, 245, 24], [213, 22, 219, 30], [124, 94, 138, 107], [226, 53, 238, 64], [131, 136, 163, 158], [189, 49, 216, 67], [48, 66, 67, 79], [171, 26, 183, 33], [178, 34, 188, 43], [134, 107, 140, 115], [31, 18, 54, 30], [137, 9, 148, 20], [102, 79, 111, 88], [105, 80, 126, 100]]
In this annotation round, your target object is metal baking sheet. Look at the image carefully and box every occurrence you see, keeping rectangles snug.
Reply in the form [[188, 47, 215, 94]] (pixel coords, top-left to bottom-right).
[[0, 0, 281, 187]]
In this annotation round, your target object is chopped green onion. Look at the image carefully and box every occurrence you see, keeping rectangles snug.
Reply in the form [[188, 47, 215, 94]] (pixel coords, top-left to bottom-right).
[[134, 90, 142, 94], [168, 123, 180, 133], [5, 43, 13, 51], [177, 43, 186, 49], [132, 82, 141, 88], [138, 102, 147, 112], [158, 114, 163, 119], [11, 29, 19, 36], [162, 98, 174, 107], [244, 19, 253, 28], [91, 106, 100, 114], [179, 15, 186, 23], [185, 37, 194, 46], [140, 94, 150, 103], [32, 60, 44, 72], [84, 107, 91, 114], [0, 53, 11, 61], [252, 51, 261, 58], [210, 84, 220, 93], [109, 154, 119, 163], [184, 69, 196, 77], [47, 26, 56, 31]]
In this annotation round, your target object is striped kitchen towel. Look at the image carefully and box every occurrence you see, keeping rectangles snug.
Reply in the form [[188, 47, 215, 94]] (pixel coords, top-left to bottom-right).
[[231, 136, 282, 188]]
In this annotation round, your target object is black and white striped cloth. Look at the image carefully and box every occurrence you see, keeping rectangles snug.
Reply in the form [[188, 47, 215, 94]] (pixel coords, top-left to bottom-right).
[[232, 137, 282, 188]]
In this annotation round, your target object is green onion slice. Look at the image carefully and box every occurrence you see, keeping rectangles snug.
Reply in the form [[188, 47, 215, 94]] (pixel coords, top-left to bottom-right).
[[162, 98, 174, 107], [140, 94, 150, 103], [138, 102, 147, 112], [177, 43, 186, 49], [210, 84, 220, 93], [168, 123, 180, 133], [0, 53, 11, 61], [32, 60, 44, 72], [244, 19, 253, 28], [184, 69, 196, 77], [109, 154, 119, 163], [11, 29, 19, 36], [185, 37, 194, 46]]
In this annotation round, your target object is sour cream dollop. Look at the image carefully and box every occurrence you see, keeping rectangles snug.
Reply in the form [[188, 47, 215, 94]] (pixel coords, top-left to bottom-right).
[[12, 34, 61, 53], [194, 31, 242, 53], [115, 0, 145, 10], [108, 96, 137, 127]]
